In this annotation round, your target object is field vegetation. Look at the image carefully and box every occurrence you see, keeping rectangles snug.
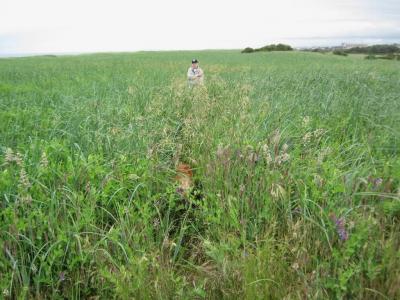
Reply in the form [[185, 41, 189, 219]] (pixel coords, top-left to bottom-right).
[[0, 50, 399, 299]]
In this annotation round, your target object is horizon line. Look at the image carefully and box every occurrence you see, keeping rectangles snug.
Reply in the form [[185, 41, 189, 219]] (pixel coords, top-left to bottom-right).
[[1, 42, 399, 59]]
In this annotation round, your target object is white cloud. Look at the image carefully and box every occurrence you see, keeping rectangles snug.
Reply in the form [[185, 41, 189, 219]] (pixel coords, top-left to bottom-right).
[[0, 0, 399, 54]]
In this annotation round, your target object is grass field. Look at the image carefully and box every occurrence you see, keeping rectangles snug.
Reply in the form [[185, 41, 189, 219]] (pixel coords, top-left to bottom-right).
[[1, 50, 400, 299]]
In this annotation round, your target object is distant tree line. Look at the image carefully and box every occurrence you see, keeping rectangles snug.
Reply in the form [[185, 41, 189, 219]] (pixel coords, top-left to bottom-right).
[[345, 44, 400, 54], [365, 53, 400, 61], [306, 44, 400, 60], [242, 44, 293, 53], [306, 44, 400, 55], [339, 45, 400, 60]]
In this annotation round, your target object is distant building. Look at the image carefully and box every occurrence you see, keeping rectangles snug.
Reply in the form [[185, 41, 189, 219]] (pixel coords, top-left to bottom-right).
[[341, 43, 368, 49]]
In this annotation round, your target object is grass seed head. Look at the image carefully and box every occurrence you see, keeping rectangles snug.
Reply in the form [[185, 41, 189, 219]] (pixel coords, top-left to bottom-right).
[[302, 116, 310, 127], [303, 132, 312, 144], [4, 147, 14, 164], [280, 153, 290, 163], [271, 130, 281, 147], [14, 152, 24, 167], [19, 168, 31, 189], [40, 151, 49, 168]]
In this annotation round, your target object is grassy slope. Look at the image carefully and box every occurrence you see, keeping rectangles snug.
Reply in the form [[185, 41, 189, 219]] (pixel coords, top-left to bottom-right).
[[0, 51, 399, 299]]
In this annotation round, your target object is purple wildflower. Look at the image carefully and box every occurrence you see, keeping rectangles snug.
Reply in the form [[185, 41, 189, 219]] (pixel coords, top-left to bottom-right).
[[331, 214, 349, 241], [373, 178, 383, 190], [59, 272, 65, 282]]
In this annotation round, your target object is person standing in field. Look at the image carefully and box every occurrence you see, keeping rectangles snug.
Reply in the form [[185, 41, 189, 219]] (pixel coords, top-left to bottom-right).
[[187, 58, 204, 86]]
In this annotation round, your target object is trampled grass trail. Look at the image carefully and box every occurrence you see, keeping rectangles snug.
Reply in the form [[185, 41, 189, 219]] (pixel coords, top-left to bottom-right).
[[0, 51, 399, 299]]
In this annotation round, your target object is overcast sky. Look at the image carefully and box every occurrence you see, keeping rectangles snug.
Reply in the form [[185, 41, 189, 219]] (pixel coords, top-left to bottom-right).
[[1, 0, 399, 55]]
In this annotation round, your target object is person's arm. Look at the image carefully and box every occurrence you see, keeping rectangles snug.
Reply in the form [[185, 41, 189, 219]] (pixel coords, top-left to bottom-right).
[[187, 68, 196, 80], [196, 68, 204, 77]]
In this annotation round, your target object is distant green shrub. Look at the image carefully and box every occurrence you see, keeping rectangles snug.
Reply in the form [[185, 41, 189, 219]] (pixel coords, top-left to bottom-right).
[[256, 43, 293, 52], [242, 43, 293, 53], [312, 48, 327, 54], [365, 54, 377, 60], [333, 50, 348, 56], [241, 47, 255, 53]]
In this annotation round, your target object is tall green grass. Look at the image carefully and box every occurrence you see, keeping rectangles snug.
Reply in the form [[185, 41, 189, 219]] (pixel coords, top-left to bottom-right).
[[0, 51, 399, 299]]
